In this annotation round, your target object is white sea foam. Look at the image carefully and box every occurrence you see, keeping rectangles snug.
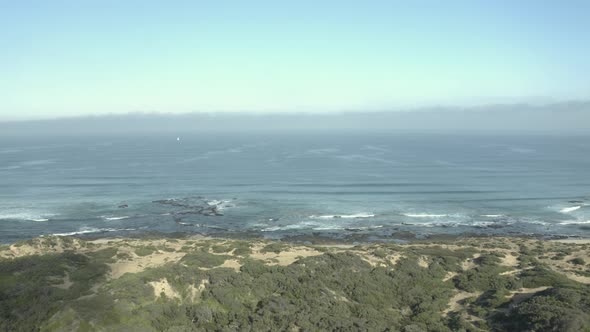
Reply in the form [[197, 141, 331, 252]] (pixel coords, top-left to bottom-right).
[[471, 221, 496, 227], [312, 226, 345, 231], [560, 206, 581, 213], [102, 216, 130, 221], [405, 222, 438, 227], [0, 165, 22, 170], [49, 227, 135, 237], [345, 225, 384, 231], [0, 212, 55, 221], [558, 220, 590, 225], [20, 159, 56, 166], [261, 224, 309, 232], [206, 199, 235, 210], [480, 214, 505, 218], [403, 213, 448, 218], [262, 220, 346, 232], [261, 226, 282, 232], [310, 213, 375, 219]]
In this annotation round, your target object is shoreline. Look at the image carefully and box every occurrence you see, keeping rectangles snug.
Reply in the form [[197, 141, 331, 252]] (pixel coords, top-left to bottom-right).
[[8, 228, 588, 247]]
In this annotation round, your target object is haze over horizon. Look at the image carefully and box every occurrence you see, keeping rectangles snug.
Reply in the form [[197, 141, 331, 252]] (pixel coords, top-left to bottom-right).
[[1, 1, 589, 121]]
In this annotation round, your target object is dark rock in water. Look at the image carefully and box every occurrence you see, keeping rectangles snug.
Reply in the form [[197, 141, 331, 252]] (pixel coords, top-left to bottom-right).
[[154, 196, 230, 219], [118, 204, 128, 208], [486, 223, 507, 229], [332, 215, 342, 219], [176, 210, 202, 215]]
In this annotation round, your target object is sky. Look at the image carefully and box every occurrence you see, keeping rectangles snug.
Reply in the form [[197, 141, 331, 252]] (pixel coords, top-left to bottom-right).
[[1, 1, 589, 120]]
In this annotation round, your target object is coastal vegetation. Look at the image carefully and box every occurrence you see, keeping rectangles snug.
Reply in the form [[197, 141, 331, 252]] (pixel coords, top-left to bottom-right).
[[0, 236, 589, 331]]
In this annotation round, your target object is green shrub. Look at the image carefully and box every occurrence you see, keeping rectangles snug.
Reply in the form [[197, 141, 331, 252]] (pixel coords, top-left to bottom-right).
[[181, 251, 229, 268], [134, 245, 158, 256], [569, 257, 586, 266], [503, 287, 590, 331], [453, 254, 519, 292], [260, 242, 289, 254]]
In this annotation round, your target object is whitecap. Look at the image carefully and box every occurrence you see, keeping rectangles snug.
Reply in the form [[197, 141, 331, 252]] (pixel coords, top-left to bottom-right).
[[345, 225, 384, 231], [403, 213, 448, 218], [102, 216, 130, 221], [261, 224, 308, 232], [480, 214, 505, 218], [49, 227, 135, 237], [560, 206, 581, 213], [0, 212, 55, 221], [509, 147, 535, 154], [558, 220, 590, 225], [312, 226, 345, 231], [261, 226, 282, 232], [405, 222, 438, 227], [20, 159, 56, 166], [262, 221, 325, 232], [206, 199, 235, 210], [310, 213, 375, 219], [0, 165, 22, 170]]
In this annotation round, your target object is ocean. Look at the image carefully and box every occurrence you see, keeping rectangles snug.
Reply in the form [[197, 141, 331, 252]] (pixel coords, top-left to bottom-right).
[[1, 131, 589, 243]]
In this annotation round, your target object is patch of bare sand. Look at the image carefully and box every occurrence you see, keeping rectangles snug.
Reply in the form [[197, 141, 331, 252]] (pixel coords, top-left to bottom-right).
[[551, 239, 590, 244], [321, 244, 356, 249], [109, 251, 186, 279], [88, 238, 126, 245], [500, 268, 530, 276], [389, 254, 403, 266], [499, 252, 519, 267], [189, 279, 210, 301], [540, 249, 590, 285], [443, 291, 481, 316], [220, 259, 242, 272], [461, 253, 481, 271], [150, 279, 181, 300], [417, 256, 429, 268], [353, 252, 404, 268], [359, 255, 386, 267], [563, 273, 590, 284], [53, 272, 73, 290], [443, 271, 457, 281], [507, 287, 550, 306], [250, 246, 323, 266], [3, 237, 85, 258]]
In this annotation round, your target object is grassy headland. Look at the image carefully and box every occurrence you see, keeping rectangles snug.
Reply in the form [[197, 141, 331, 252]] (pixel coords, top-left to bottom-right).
[[1, 236, 589, 331]]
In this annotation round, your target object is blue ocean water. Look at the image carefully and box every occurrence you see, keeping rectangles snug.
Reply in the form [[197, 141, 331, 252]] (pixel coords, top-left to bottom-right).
[[1, 132, 589, 243]]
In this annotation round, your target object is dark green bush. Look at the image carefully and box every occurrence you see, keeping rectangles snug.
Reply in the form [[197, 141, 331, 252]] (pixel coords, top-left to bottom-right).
[[569, 257, 586, 265]]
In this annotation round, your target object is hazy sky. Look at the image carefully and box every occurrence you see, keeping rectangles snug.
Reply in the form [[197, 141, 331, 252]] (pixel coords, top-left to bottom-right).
[[1, 1, 589, 120]]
